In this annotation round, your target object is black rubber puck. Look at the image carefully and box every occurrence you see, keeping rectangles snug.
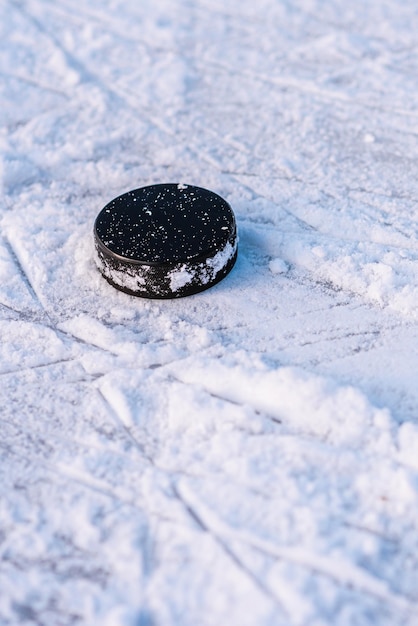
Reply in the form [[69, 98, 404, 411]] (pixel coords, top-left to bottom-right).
[[94, 183, 238, 298]]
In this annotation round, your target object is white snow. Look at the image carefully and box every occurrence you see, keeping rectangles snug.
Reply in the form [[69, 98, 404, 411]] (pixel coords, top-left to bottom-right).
[[169, 264, 195, 291], [168, 239, 237, 291], [2, 0, 418, 625]]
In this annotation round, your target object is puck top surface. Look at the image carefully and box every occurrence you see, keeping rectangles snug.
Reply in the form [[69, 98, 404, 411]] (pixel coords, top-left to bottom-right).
[[94, 183, 236, 265]]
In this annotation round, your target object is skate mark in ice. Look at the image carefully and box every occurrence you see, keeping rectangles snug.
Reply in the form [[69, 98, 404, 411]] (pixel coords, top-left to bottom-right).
[[0, 69, 70, 99], [1, 439, 137, 509], [203, 57, 418, 120], [96, 389, 155, 465], [242, 213, 418, 262], [13, 1, 181, 122], [179, 123, 282, 178], [0, 357, 82, 379], [296, 328, 380, 349], [342, 521, 399, 547], [0, 301, 43, 322], [55, 327, 120, 358], [10, 601, 82, 626], [2, 236, 49, 317], [179, 481, 418, 616], [36, 0, 172, 54], [236, 182, 318, 233], [166, 372, 283, 427], [50, 461, 141, 508], [0, 417, 133, 471], [12, 1, 90, 85], [172, 482, 289, 617]]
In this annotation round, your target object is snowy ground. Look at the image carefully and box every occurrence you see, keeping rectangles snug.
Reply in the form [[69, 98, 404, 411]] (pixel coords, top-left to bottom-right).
[[2, 0, 418, 624]]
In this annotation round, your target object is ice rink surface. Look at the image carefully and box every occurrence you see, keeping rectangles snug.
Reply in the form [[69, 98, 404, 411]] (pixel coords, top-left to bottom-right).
[[2, 0, 418, 624]]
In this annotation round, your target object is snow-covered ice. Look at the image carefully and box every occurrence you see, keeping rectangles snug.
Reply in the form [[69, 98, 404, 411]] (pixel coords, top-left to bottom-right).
[[2, 0, 418, 624]]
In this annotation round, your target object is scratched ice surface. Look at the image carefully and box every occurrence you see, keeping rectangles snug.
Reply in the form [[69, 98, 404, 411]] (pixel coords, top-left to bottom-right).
[[2, 1, 418, 624]]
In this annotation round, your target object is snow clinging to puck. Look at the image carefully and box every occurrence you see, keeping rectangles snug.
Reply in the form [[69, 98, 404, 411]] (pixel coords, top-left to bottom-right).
[[94, 183, 238, 298]]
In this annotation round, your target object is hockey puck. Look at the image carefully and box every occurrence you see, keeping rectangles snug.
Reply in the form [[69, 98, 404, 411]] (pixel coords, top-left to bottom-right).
[[94, 183, 238, 298]]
